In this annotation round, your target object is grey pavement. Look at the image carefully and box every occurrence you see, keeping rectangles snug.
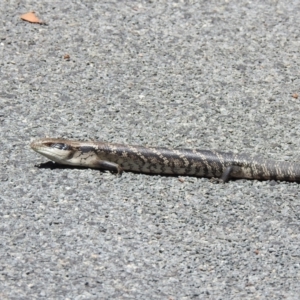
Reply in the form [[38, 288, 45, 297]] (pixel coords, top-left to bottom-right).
[[1, 0, 300, 299]]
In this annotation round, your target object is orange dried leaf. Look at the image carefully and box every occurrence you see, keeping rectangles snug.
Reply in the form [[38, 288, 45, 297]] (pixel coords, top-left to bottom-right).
[[20, 12, 44, 24]]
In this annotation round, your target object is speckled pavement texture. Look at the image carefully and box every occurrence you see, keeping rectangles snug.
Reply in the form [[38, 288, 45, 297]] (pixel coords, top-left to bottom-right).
[[1, 0, 300, 299]]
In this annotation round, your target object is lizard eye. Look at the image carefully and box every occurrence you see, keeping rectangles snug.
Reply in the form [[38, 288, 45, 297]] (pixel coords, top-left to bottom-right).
[[50, 143, 70, 150]]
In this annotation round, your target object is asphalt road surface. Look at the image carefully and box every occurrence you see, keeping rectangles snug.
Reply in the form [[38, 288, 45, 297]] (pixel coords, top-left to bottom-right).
[[1, 0, 300, 298]]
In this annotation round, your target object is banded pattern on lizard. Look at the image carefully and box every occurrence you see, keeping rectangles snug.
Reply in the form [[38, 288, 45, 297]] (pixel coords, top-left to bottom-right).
[[30, 138, 300, 182]]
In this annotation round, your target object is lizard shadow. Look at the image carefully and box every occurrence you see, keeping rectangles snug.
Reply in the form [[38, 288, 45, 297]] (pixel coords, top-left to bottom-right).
[[35, 161, 180, 178], [35, 161, 250, 183], [36, 161, 87, 170]]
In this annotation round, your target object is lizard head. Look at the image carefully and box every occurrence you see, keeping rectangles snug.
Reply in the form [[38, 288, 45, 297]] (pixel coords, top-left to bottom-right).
[[30, 138, 77, 165], [30, 138, 99, 168]]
